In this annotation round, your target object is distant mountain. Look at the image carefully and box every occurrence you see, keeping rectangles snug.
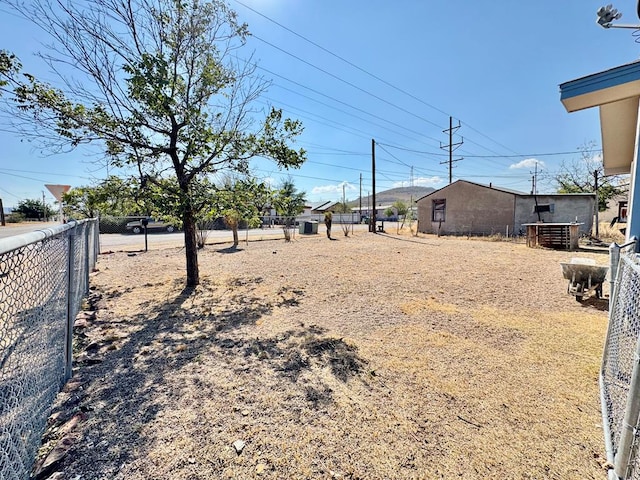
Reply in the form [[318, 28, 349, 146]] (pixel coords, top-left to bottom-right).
[[348, 186, 435, 208]]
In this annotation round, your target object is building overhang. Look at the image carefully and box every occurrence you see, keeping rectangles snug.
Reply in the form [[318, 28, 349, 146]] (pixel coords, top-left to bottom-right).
[[560, 61, 640, 175]]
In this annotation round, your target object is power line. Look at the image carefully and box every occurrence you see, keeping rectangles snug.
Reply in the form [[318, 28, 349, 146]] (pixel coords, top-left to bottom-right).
[[298, 142, 368, 156], [252, 34, 447, 132], [376, 143, 414, 170], [0, 185, 22, 200], [304, 150, 368, 157], [233, 0, 534, 160], [0, 170, 52, 183], [233, 0, 450, 116], [0, 167, 91, 179], [304, 159, 406, 179], [253, 168, 358, 185], [233, 0, 521, 158], [375, 142, 602, 159], [253, 63, 443, 146], [260, 96, 402, 145], [270, 83, 430, 145]]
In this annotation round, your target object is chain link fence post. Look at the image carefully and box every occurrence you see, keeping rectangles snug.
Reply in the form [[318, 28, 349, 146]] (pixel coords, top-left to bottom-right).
[[610, 242, 621, 300], [84, 224, 90, 295], [65, 229, 77, 381], [601, 238, 640, 479]]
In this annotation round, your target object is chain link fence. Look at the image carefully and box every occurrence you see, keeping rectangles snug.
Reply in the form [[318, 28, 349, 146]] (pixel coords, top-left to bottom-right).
[[0, 220, 98, 480], [601, 241, 640, 480]]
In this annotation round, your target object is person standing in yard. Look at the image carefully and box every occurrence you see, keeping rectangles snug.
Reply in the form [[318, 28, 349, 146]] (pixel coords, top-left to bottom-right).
[[324, 211, 332, 239]]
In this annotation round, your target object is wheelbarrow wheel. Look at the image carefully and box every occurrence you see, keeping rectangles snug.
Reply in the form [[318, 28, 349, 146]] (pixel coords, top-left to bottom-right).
[[596, 284, 603, 299], [575, 284, 584, 303]]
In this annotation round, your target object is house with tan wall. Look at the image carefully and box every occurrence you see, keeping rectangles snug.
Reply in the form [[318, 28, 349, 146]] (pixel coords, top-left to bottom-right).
[[416, 180, 595, 236]]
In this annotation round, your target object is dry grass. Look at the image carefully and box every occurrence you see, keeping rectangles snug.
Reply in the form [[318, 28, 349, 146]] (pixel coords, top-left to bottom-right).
[[597, 222, 625, 244], [39, 231, 611, 479]]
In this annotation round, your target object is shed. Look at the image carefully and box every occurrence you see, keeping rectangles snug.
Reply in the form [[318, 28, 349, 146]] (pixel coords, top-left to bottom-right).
[[416, 180, 595, 236]]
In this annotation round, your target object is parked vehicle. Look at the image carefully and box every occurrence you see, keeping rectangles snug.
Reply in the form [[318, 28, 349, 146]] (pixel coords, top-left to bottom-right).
[[125, 218, 176, 234]]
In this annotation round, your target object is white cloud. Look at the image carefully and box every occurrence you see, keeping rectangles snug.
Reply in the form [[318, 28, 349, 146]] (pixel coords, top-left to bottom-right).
[[392, 176, 443, 188], [311, 181, 356, 195], [509, 158, 545, 169]]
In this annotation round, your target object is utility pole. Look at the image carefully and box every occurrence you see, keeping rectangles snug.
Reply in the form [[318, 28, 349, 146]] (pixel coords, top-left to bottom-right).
[[530, 162, 539, 195], [410, 166, 414, 224], [42, 191, 47, 222], [371, 138, 376, 233], [359, 173, 362, 222], [594, 169, 599, 237], [440, 116, 463, 184], [367, 191, 370, 217], [0, 198, 5, 226]]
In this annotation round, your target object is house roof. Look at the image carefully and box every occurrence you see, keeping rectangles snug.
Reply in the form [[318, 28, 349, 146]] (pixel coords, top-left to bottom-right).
[[310, 200, 340, 212], [517, 193, 596, 199], [415, 180, 526, 202], [352, 204, 399, 211], [415, 180, 595, 202], [560, 60, 640, 175]]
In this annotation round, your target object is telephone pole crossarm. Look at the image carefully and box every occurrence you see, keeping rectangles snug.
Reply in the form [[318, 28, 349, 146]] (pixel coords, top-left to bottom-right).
[[440, 116, 464, 184]]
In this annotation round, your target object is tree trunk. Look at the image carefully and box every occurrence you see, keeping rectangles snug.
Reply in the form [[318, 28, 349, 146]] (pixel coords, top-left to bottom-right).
[[232, 226, 239, 247], [183, 209, 200, 287]]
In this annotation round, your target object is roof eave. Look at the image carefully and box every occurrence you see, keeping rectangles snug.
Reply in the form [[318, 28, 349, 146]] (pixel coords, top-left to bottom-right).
[[560, 61, 640, 175]]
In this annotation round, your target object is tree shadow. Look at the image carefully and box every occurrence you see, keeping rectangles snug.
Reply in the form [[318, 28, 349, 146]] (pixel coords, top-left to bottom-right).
[[215, 245, 244, 254], [39, 280, 270, 477], [39, 278, 369, 477], [377, 232, 439, 246]]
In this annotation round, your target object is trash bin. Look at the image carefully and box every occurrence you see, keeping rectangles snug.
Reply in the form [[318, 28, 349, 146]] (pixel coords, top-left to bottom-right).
[[299, 221, 318, 234]]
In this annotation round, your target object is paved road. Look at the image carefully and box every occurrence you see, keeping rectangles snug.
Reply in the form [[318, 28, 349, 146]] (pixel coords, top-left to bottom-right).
[[0, 222, 376, 251], [0, 222, 60, 239], [100, 223, 374, 251], [100, 227, 285, 251]]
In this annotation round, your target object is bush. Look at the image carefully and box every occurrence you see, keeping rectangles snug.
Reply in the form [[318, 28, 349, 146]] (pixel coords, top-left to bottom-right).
[[5, 212, 25, 223], [598, 222, 625, 244]]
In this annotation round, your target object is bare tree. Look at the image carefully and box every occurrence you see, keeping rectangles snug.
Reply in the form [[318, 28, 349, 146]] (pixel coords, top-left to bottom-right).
[[554, 142, 625, 211]]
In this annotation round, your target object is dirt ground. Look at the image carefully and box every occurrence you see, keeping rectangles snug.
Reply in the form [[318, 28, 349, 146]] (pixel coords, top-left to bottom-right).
[[37, 230, 611, 479]]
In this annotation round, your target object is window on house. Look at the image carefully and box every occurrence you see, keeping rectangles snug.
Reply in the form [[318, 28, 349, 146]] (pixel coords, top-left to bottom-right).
[[534, 204, 554, 214], [432, 199, 446, 222]]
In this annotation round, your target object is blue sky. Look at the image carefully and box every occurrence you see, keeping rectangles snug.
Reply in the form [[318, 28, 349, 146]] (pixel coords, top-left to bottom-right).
[[1, 0, 639, 208]]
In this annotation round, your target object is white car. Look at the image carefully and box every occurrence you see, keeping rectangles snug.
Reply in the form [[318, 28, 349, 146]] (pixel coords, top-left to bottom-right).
[[125, 218, 176, 234]]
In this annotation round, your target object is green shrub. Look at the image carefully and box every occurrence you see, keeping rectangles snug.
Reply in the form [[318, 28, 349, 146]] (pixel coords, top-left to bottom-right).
[[5, 212, 25, 223]]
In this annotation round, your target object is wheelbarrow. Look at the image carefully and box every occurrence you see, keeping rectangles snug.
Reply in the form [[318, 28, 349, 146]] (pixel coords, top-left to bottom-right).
[[560, 258, 609, 302]]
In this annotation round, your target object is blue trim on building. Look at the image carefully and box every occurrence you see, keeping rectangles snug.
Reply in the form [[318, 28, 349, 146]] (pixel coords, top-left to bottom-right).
[[628, 142, 640, 246], [560, 61, 640, 101]]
